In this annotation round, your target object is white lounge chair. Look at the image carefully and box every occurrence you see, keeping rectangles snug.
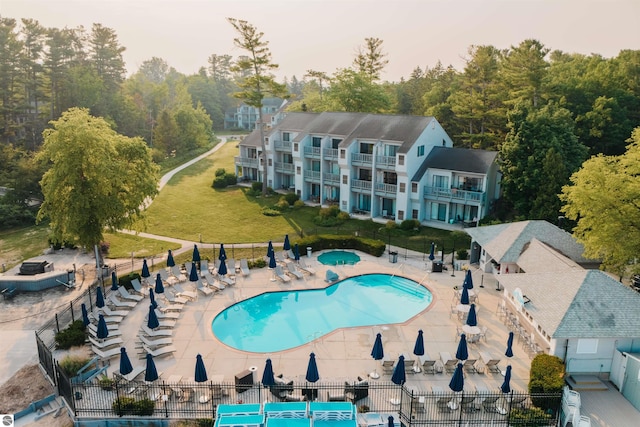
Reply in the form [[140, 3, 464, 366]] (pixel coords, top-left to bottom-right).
[[138, 334, 174, 349], [219, 275, 235, 286], [170, 266, 187, 282], [286, 249, 296, 259], [286, 262, 304, 279], [117, 286, 144, 302], [204, 271, 225, 290], [274, 265, 292, 282], [200, 260, 209, 274], [240, 259, 250, 276], [88, 322, 121, 335], [227, 259, 237, 275], [91, 345, 123, 360], [197, 280, 214, 296], [141, 344, 177, 359], [298, 259, 316, 275], [140, 325, 173, 337], [130, 278, 148, 296], [155, 298, 184, 312], [114, 365, 146, 382], [97, 306, 129, 317], [173, 284, 197, 301], [89, 312, 123, 324], [88, 335, 123, 349], [158, 268, 177, 285], [164, 292, 188, 305], [108, 293, 137, 309], [152, 308, 181, 320]]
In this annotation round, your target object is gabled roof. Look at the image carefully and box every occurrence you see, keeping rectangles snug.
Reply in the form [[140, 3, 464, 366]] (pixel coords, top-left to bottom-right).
[[466, 220, 593, 265], [238, 113, 319, 148], [517, 239, 584, 273], [411, 147, 499, 182], [292, 112, 368, 142]]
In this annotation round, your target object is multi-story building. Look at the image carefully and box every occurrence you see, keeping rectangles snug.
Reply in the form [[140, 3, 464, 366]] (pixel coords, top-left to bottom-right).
[[234, 111, 501, 225], [224, 98, 285, 130]]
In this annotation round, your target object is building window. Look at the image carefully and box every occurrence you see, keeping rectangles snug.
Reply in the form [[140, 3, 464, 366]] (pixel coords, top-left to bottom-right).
[[398, 155, 404, 165], [398, 210, 404, 220], [417, 145, 425, 156], [342, 175, 348, 184], [576, 339, 598, 354], [294, 143, 298, 152], [312, 137, 321, 147], [411, 182, 418, 193], [360, 143, 373, 154], [283, 132, 290, 142], [268, 158, 272, 166], [412, 209, 418, 219], [332, 138, 342, 149], [433, 175, 449, 188], [399, 183, 406, 193], [442, 139, 446, 146], [340, 149, 346, 159], [296, 166, 301, 175]]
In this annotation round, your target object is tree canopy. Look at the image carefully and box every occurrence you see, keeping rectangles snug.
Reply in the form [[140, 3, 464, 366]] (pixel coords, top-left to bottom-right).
[[36, 108, 159, 249], [560, 127, 640, 277]]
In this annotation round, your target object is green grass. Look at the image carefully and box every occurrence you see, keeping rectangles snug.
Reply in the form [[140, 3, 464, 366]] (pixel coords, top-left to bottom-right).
[[0, 224, 51, 270], [102, 232, 182, 259]]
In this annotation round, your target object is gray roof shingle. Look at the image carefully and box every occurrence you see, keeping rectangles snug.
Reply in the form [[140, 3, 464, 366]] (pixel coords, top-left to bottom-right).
[[411, 147, 498, 181]]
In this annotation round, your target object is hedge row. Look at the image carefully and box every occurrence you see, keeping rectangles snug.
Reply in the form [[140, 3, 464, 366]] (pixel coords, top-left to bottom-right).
[[528, 353, 564, 411], [293, 234, 385, 257]]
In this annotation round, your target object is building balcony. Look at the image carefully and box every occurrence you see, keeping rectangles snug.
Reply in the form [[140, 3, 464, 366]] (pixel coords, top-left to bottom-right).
[[351, 153, 373, 165], [374, 182, 397, 196], [274, 162, 294, 173], [303, 146, 321, 158], [274, 140, 292, 151], [235, 156, 259, 168], [375, 155, 396, 169], [424, 186, 486, 203], [304, 170, 321, 182], [323, 172, 340, 184], [323, 148, 339, 159], [351, 179, 372, 192]]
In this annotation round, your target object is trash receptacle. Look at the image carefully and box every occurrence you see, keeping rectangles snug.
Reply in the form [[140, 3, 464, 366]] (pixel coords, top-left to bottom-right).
[[389, 251, 398, 263], [307, 247, 312, 258], [432, 261, 443, 272]]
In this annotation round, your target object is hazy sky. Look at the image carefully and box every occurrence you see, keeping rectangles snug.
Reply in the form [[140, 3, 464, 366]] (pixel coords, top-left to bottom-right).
[[2, 0, 639, 82]]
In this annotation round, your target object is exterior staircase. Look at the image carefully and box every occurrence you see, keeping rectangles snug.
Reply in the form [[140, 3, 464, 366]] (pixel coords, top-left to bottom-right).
[[566, 375, 609, 391]]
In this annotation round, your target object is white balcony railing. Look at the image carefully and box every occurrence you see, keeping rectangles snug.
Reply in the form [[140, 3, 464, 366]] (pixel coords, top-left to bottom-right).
[[303, 146, 321, 157], [375, 182, 397, 195], [304, 170, 321, 181], [234, 156, 259, 167], [351, 179, 372, 191], [323, 172, 340, 183], [424, 186, 485, 203], [351, 153, 373, 164], [376, 155, 396, 168], [274, 162, 294, 173]]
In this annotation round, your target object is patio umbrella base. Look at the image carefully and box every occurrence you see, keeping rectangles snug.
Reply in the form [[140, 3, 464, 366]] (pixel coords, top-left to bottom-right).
[[369, 371, 380, 379]]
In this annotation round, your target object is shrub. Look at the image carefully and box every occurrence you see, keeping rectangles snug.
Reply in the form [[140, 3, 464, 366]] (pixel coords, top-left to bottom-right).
[[215, 168, 226, 177], [283, 192, 300, 205], [112, 397, 155, 416], [212, 172, 237, 189], [99, 241, 110, 254], [456, 249, 469, 260], [295, 234, 386, 257], [275, 198, 290, 211], [262, 206, 281, 217], [55, 320, 87, 349], [249, 258, 266, 269], [251, 182, 262, 192], [399, 219, 420, 231], [98, 375, 114, 390], [529, 354, 564, 411], [119, 272, 141, 290], [293, 200, 305, 209], [314, 205, 348, 226], [509, 407, 553, 426], [385, 220, 397, 230], [59, 354, 92, 377], [337, 211, 350, 222]]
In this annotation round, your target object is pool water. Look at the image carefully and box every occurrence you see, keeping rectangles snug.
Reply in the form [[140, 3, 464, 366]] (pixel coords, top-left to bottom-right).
[[211, 273, 432, 353], [317, 250, 361, 266]]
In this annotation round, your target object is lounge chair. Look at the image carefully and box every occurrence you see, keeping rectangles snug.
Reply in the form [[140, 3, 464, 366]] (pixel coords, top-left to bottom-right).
[[97, 305, 128, 317], [204, 271, 225, 290], [419, 355, 436, 374], [404, 359, 417, 374], [114, 365, 146, 382], [88, 335, 123, 349], [275, 252, 285, 264], [440, 352, 458, 374], [170, 265, 187, 282], [197, 280, 214, 296], [219, 274, 235, 286], [460, 395, 478, 413], [274, 265, 292, 282], [164, 292, 188, 305], [173, 284, 197, 301], [437, 396, 454, 413], [463, 359, 478, 374], [240, 259, 250, 276], [480, 351, 501, 374], [108, 293, 137, 309], [155, 298, 184, 312], [227, 259, 237, 275], [117, 286, 144, 302], [344, 380, 369, 403], [286, 262, 304, 279], [138, 334, 174, 349], [89, 312, 123, 324], [130, 278, 147, 296], [141, 343, 177, 358], [286, 249, 296, 259], [200, 259, 209, 274], [481, 395, 500, 413], [91, 345, 122, 360], [88, 322, 121, 336], [325, 269, 339, 283], [381, 360, 395, 375], [298, 259, 316, 275], [152, 308, 180, 320], [140, 325, 173, 337]]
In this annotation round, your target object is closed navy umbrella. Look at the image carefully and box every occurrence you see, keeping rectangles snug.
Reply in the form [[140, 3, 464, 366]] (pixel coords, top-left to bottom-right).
[[283, 235, 291, 251], [219, 243, 227, 261], [413, 330, 425, 356], [189, 262, 199, 282], [429, 242, 435, 261], [119, 347, 133, 376], [455, 334, 469, 361], [192, 244, 201, 263], [369, 333, 384, 379], [195, 354, 208, 382], [262, 358, 275, 387], [96, 286, 105, 308], [96, 314, 109, 339], [388, 416, 395, 427], [463, 269, 474, 289], [149, 288, 158, 309], [306, 352, 320, 383], [267, 240, 274, 258], [81, 303, 90, 327], [147, 304, 160, 329], [391, 355, 406, 385], [268, 252, 277, 269], [111, 271, 119, 291], [145, 353, 159, 382], [466, 304, 477, 327], [141, 259, 150, 279], [501, 365, 512, 393], [505, 332, 514, 358], [167, 250, 175, 267], [293, 244, 300, 262], [460, 286, 470, 305], [154, 273, 164, 295], [449, 363, 464, 392], [218, 258, 228, 276]]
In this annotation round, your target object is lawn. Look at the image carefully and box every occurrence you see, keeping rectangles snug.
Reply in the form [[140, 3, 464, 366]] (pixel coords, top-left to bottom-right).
[[0, 224, 51, 270]]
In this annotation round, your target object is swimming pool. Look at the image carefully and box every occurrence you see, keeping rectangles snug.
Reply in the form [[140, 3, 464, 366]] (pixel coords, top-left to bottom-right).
[[211, 273, 432, 353], [317, 250, 361, 266]]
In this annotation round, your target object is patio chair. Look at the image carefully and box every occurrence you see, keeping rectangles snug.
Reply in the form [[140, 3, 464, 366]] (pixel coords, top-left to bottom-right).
[[141, 344, 177, 359], [138, 334, 174, 349], [344, 380, 369, 403], [152, 307, 181, 320], [480, 352, 501, 374], [481, 395, 501, 413], [155, 298, 184, 312], [286, 261, 304, 279], [108, 293, 137, 309], [240, 258, 250, 276], [227, 259, 237, 275], [97, 305, 128, 317], [449, 305, 459, 319], [204, 272, 226, 290], [88, 323, 122, 337], [381, 360, 395, 375], [158, 269, 174, 285], [460, 395, 478, 412], [419, 355, 436, 374], [117, 286, 144, 302], [275, 265, 292, 282], [196, 280, 214, 296], [114, 365, 146, 382], [88, 335, 123, 349], [298, 259, 316, 275], [436, 396, 453, 413], [173, 284, 197, 301], [219, 274, 235, 286], [286, 249, 296, 259], [91, 345, 122, 360], [89, 312, 123, 324], [170, 265, 187, 282], [130, 278, 147, 296], [463, 359, 477, 374], [200, 259, 209, 274], [164, 292, 188, 305], [140, 324, 173, 337], [404, 359, 417, 374]]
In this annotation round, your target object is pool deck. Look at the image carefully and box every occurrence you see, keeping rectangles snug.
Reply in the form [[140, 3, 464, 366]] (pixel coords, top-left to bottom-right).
[[73, 250, 528, 395]]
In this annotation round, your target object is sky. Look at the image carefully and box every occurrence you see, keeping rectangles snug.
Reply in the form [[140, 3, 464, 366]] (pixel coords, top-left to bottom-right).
[[2, 0, 639, 82]]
